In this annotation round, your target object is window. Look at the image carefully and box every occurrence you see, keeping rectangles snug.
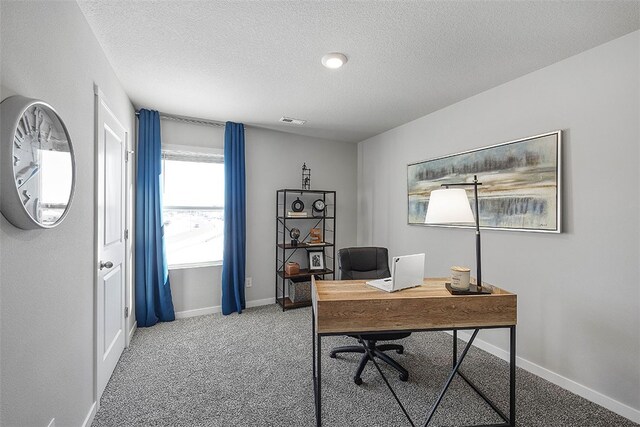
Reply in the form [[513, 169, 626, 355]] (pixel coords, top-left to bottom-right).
[[39, 149, 73, 223], [162, 148, 224, 268]]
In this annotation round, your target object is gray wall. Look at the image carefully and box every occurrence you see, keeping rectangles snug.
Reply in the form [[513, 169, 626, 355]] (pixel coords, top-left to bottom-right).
[[357, 31, 639, 415], [161, 120, 358, 313], [0, 2, 134, 426]]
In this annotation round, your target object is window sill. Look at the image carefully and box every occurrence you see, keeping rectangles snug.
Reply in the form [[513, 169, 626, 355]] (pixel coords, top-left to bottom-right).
[[168, 261, 222, 271]]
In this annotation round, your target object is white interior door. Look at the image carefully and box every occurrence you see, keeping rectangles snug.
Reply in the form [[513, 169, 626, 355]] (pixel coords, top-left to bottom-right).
[[95, 87, 127, 400]]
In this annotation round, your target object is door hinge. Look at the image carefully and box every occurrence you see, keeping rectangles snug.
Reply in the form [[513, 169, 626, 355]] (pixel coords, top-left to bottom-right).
[[124, 229, 129, 239], [125, 149, 134, 162], [125, 307, 129, 318]]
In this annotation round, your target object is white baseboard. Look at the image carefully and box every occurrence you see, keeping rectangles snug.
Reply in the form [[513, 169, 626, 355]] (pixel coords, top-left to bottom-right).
[[129, 321, 137, 339], [246, 297, 276, 308], [451, 330, 640, 424], [175, 306, 220, 319], [174, 297, 276, 319], [81, 401, 96, 427], [128, 321, 137, 343]]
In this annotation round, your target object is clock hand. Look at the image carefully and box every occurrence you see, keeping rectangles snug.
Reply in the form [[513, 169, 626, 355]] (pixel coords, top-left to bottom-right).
[[17, 164, 40, 189]]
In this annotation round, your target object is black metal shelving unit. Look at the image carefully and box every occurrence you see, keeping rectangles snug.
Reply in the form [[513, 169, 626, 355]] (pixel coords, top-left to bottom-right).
[[276, 189, 336, 311]]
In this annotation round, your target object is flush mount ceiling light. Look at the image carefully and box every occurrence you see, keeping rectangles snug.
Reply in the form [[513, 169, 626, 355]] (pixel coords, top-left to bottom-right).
[[321, 52, 348, 69]]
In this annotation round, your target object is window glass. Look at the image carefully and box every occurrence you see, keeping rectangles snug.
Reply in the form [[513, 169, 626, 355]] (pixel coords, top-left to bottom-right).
[[162, 152, 224, 267], [39, 149, 73, 223]]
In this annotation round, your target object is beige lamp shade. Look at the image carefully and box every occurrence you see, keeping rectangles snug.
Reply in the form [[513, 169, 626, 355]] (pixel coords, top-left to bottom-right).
[[425, 188, 475, 224]]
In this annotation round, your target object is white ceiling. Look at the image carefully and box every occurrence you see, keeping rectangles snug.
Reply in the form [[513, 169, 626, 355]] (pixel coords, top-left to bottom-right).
[[77, 1, 640, 143]]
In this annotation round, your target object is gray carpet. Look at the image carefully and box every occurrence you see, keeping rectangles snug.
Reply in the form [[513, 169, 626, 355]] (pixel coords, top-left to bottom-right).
[[93, 305, 637, 427]]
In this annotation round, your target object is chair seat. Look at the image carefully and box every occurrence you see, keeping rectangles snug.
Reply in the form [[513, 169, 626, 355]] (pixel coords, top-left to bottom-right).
[[349, 332, 411, 341]]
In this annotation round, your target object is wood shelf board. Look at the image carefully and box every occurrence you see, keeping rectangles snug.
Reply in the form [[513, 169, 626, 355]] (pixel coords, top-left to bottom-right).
[[276, 297, 311, 310], [277, 242, 334, 249], [277, 269, 334, 279], [277, 189, 336, 194], [277, 216, 335, 220]]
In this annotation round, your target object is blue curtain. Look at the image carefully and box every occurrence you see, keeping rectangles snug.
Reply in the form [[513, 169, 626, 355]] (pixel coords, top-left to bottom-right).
[[221, 121, 246, 315], [135, 109, 175, 327]]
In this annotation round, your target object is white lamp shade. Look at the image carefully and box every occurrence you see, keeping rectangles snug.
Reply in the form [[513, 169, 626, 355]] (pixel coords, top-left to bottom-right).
[[425, 188, 475, 224]]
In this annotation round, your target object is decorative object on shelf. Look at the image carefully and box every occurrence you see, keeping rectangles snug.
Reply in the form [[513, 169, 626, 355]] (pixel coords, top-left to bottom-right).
[[308, 250, 325, 271], [289, 227, 301, 246], [288, 278, 311, 302], [312, 198, 326, 217], [287, 211, 308, 218], [450, 266, 471, 291], [408, 131, 561, 232], [425, 176, 491, 294], [285, 262, 300, 276], [310, 228, 322, 244], [0, 95, 76, 229], [291, 197, 305, 212], [302, 163, 311, 190]]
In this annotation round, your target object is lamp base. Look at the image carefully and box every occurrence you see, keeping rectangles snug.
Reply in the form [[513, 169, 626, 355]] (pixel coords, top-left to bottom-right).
[[445, 282, 493, 295]]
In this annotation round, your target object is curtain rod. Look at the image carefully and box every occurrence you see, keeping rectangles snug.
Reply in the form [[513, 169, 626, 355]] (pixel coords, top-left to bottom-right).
[[135, 110, 226, 128]]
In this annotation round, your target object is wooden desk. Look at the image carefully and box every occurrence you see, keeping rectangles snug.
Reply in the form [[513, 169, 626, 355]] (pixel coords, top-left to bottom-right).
[[311, 277, 517, 427]]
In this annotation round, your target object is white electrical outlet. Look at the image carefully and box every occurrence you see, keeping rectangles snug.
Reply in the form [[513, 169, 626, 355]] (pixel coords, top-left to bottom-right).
[[47, 418, 56, 427], [245, 277, 252, 288]]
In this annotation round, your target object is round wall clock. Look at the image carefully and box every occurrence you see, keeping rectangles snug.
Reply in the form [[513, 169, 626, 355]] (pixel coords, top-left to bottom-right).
[[0, 96, 76, 229], [312, 199, 326, 217], [291, 197, 305, 212]]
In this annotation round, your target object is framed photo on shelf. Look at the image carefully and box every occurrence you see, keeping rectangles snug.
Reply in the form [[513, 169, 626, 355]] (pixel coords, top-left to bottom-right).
[[308, 250, 325, 271]]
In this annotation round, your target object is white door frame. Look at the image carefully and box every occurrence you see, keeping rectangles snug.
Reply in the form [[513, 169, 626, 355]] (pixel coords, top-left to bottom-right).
[[124, 119, 135, 347], [93, 84, 132, 409]]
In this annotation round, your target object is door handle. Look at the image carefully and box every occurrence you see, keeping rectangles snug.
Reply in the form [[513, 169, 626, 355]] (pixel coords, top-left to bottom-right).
[[99, 260, 114, 270]]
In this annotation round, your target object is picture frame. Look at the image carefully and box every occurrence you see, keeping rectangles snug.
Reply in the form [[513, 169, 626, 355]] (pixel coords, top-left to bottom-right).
[[407, 131, 561, 233], [308, 250, 325, 271]]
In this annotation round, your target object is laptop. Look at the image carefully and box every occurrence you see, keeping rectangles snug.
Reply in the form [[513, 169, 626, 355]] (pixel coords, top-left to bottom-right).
[[366, 253, 425, 292]]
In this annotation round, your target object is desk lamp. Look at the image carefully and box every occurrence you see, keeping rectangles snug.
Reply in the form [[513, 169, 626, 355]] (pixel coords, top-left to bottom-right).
[[425, 175, 484, 291]]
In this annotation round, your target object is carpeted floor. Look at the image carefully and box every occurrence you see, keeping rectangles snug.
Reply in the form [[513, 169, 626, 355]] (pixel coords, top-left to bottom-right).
[[93, 305, 637, 427]]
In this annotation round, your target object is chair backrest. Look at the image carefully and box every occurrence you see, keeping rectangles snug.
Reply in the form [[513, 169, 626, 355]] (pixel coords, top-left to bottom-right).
[[338, 247, 391, 280]]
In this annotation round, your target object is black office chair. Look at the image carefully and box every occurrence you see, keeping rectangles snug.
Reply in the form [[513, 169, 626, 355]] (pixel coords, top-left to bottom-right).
[[329, 247, 411, 385]]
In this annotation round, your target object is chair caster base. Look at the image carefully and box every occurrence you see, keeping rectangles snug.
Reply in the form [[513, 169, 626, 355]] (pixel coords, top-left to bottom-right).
[[329, 353, 337, 359], [396, 348, 404, 354], [399, 373, 409, 382], [354, 377, 363, 385]]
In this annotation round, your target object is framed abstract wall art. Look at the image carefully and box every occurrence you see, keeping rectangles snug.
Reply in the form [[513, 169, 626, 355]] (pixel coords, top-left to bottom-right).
[[408, 131, 561, 233]]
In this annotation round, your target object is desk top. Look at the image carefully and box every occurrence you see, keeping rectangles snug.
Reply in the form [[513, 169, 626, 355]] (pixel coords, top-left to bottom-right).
[[312, 278, 517, 334]]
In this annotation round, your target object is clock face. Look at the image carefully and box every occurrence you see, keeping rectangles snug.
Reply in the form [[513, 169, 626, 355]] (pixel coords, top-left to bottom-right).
[[312, 199, 326, 212], [289, 227, 301, 240], [291, 198, 304, 212], [8, 101, 74, 227]]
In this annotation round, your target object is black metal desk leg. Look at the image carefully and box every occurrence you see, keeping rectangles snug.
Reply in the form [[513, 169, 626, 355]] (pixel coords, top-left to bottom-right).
[[312, 308, 316, 381], [510, 326, 516, 426], [316, 334, 322, 427], [453, 330, 458, 368]]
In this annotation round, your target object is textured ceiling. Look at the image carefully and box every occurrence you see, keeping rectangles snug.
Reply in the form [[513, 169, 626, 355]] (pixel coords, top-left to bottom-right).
[[77, 1, 640, 143]]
